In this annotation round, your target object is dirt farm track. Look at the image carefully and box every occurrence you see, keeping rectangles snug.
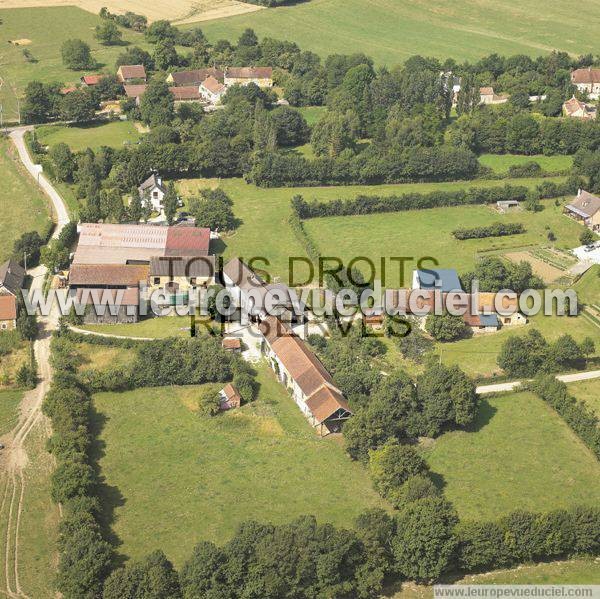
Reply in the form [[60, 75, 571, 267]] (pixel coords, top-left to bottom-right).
[[0, 0, 264, 23]]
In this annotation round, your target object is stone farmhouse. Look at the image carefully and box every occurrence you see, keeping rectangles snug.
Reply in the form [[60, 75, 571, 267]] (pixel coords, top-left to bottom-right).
[[223, 258, 305, 324], [259, 316, 352, 435], [479, 86, 509, 105], [571, 67, 600, 100], [565, 189, 600, 232], [199, 76, 227, 104], [562, 96, 597, 120], [0, 259, 25, 331], [166, 68, 225, 87], [223, 67, 273, 88], [68, 223, 214, 323], [117, 64, 147, 83]]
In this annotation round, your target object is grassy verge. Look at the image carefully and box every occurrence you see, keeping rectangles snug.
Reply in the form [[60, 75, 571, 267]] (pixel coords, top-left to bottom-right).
[[36, 120, 143, 152], [17, 419, 60, 597], [424, 391, 600, 521], [79, 315, 194, 339], [0, 389, 23, 436], [568, 378, 600, 419], [0, 138, 51, 262], [92, 363, 387, 566]]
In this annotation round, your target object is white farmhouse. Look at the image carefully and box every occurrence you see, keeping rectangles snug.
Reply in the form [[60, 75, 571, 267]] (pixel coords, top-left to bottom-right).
[[138, 173, 166, 212]]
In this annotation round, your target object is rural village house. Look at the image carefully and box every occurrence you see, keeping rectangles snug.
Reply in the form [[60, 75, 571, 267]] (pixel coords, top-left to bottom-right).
[[199, 76, 227, 105], [166, 68, 225, 87], [259, 316, 352, 435], [0, 259, 25, 298], [223, 67, 273, 88], [219, 383, 242, 411], [138, 173, 166, 212], [117, 64, 147, 83], [571, 67, 600, 99], [223, 258, 305, 324], [479, 86, 509, 105], [0, 296, 17, 330], [565, 189, 600, 231], [562, 96, 597, 120]]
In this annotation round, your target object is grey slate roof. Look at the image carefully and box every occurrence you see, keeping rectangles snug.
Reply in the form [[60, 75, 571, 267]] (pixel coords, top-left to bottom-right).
[[0, 259, 26, 295]]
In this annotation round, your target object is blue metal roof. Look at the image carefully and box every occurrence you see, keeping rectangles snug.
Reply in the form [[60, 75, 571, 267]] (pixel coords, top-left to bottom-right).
[[479, 313, 500, 327], [417, 269, 463, 293]]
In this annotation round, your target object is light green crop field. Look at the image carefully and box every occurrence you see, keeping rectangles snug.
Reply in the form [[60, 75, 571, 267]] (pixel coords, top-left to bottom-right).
[[303, 197, 583, 287], [574, 265, 600, 306], [36, 121, 143, 152], [568, 378, 600, 419], [176, 176, 568, 285], [185, 0, 600, 65], [0, 138, 51, 262], [479, 154, 573, 174], [424, 392, 600, 521], [0, 7, 150, 122], [92, 364, 387, 566]]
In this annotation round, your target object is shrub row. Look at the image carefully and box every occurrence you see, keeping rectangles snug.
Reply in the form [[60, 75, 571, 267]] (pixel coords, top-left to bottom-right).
[[291, 177, 581, 219], [288, 210, 320, 261], [452, 222, 526, 240], [43, 334, 113, 598], [533, 375, 600, 459], [457, 505, 600, 572]]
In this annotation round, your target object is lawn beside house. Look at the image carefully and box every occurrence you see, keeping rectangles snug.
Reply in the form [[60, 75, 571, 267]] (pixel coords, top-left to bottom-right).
[[92, 364, 387, 566], [79, 315, 195, 339], [36, 120, 143, 152], [0, 138, 51, 262], [424, 391, 600, 521]]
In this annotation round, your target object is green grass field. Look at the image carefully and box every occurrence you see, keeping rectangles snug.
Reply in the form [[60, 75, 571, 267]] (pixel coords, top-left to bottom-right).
[[303, 197, 583, 288], [36, 121, 143, 152], [297, 106, 327, 126], [0, 138, 51, 262], [0, 7, 150, 122], [434, 298, 600, 378], [568, 378, 600, 419], [479, 154, 573, 174], [92, 364, 386, 566], [186, 0, 600, 65], [0, 389, 22, 436], [424, 392, 600, 521], [176, 176, 568, 285], [80, 315, 194, 338]]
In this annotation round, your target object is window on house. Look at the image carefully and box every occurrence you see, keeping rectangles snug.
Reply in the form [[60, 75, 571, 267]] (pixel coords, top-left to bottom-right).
[[153, 277, 160, 285], [189, 277, 196, 285], [0, 323, 7, 330], [153, 191, 158, 198]]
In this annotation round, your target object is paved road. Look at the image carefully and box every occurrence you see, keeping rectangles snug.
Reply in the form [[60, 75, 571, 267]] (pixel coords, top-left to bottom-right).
[[476, 369, 600, 394], [8, 127, 70, 236]]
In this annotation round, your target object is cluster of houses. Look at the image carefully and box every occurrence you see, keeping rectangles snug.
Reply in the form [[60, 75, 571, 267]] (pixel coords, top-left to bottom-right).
[[0, 259, 25, 331], [76, 64, 274, 109]]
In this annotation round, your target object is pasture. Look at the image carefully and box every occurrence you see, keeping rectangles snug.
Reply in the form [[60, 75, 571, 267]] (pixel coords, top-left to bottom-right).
[[188, 0, 600, 64], [92, 364, 386, 566], [0, 138, 51, 263], [36, 120, 143, 152], [0, 389, 22, 436], [479, 154, 573, 174], [0, 7, 150, 122], [568, 378, 600, 419], [176, 176, 568, 285], [424, 391, 600, 521], [302, 197, 583, 288]]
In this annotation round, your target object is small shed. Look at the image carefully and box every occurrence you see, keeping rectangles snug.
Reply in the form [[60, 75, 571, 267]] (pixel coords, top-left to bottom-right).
[[222, 337, 242, 352], [220, 383, 242, 411], [497, 200, 519, 213]]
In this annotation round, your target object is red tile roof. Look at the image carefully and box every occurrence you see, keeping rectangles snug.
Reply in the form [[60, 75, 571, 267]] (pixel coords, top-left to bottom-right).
[[165, 227, 210, 256], [69, 264, 149, 287], [222, 337, 241, 350], [201, 75, 226, 95], [124, 84, 147, 98], [170, 68, 224, 86], [82, 74, 103, 85], [0, 295, 17, 321], [571, 67, 600, 84], [118, 64, 147, 81], [169, 86, 201, 101], [225, 67, 272, 80]]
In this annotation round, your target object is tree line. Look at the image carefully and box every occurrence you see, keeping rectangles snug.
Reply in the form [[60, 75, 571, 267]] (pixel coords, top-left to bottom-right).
[[452, 222, 526, 240]]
